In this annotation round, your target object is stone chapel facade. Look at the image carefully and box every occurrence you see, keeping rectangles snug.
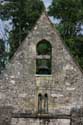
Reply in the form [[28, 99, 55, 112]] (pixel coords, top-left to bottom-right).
[[0, 12, 83, 125]]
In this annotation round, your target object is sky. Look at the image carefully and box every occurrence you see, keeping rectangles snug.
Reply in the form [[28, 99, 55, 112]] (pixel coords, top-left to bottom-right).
[[0, 20, 4, 39], [43, 0, 60, 24], [0, 0, 54, 40], [42, 0, 52, 8]]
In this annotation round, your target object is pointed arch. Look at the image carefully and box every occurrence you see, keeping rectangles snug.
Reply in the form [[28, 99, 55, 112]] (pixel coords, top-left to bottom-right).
[[37, 39, 52, 55]]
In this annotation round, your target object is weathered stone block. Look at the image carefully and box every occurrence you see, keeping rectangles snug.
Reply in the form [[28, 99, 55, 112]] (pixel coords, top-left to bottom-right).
[[0, 106, 13, 125]]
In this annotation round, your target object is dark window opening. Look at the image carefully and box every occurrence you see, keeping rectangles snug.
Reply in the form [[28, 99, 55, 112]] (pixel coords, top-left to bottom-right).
[[44, 94, 48, 113], [38, 93, 48, 114], [36, 59, 51, 75], [37, 40, 52, 55], [36, 40, 52, 75], [38, 93, 42, 113]]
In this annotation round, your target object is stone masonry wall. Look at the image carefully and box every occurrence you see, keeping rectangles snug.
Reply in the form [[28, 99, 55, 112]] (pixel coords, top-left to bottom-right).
[[0, 13, 83, 125]]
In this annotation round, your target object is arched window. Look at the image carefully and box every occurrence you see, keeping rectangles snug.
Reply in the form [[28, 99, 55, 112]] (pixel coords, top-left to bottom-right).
[[44, 93, 48, 113], [38, 93, 42, 113], [37, 40, 51, 55], [36, 40, 52, 75], [38, 93, 48, 114]]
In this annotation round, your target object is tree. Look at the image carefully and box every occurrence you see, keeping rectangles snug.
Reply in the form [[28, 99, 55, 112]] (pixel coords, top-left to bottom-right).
[[48, 0, 83, 38], [0, 39, 5, 72], [0, 0, 44, 58], [48, 0, 83, 69]]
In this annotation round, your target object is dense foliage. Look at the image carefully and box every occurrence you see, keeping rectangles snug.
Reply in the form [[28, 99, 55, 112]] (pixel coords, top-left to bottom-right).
[[48, 0, 83, 69], [0, 0, 44, 72], [0, 39, 5, 72], [0, 0, 83, 72]]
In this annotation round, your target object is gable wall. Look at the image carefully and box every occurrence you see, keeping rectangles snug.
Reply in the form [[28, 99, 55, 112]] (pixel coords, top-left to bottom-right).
[[0, 13, 83, 116]]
